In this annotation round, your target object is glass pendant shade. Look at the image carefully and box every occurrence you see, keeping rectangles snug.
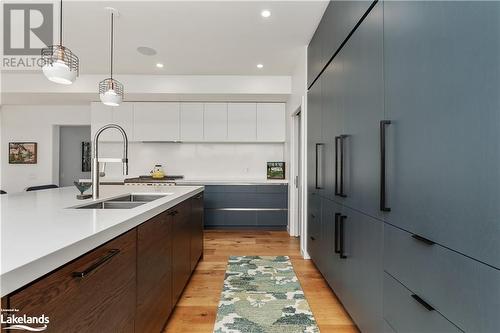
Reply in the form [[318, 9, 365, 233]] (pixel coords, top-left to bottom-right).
[[99, 78, 123, 106], [41, 45, 79, 85]]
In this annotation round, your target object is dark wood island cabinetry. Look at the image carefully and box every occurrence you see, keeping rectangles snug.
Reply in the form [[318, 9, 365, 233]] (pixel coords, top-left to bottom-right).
[[2, 192, 204, 333]]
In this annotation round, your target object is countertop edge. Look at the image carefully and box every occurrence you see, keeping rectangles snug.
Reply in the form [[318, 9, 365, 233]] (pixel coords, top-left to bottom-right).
[[0, 187, 203, 298]]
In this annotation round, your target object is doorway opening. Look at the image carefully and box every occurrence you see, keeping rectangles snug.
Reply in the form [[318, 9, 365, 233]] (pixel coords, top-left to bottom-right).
[[59, 126, 91, 187]]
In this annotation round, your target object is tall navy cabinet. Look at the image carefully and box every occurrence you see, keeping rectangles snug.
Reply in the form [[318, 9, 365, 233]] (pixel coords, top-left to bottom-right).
[[383, 0, 500, 269], [307, 1, 500, 332]]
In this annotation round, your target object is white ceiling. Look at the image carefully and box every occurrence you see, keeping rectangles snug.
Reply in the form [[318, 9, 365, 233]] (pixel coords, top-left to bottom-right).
[[58, 1, 327, 75]]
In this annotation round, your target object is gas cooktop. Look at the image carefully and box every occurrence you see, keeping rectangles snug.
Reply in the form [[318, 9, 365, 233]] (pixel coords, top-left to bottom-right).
[[124, 175, 184, 183]]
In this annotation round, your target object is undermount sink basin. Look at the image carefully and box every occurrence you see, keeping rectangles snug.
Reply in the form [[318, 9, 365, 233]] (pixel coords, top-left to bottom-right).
[[77, 201, 146, 209], [75, 193, 170, 209], [107, 194, 170, 202]]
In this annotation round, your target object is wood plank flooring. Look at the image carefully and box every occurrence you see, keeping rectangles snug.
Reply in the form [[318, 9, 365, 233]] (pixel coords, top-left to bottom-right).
[[163, 230, 358, 333]]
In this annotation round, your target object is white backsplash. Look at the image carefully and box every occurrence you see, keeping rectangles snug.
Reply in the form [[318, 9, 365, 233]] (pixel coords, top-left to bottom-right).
[[99, 142, 284, 180]]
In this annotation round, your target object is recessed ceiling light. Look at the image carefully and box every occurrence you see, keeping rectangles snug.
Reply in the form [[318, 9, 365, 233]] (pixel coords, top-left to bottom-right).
[[156, 63, 164, 68], [137, 46, 157, 56], [257, 63, 264, 69], [261, 10, 271, 18]]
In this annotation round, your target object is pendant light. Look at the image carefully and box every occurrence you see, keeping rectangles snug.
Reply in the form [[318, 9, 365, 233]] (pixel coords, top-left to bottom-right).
[[41, 0, 79, 85], [99, 9, 123, 107]]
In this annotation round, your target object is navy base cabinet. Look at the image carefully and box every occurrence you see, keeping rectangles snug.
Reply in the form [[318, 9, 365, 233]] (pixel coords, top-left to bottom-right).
[[203, 184, 288, 230]]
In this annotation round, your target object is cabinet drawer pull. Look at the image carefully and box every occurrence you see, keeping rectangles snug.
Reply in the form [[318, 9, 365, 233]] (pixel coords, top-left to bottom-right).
[[72, 249, 120, 278], [411, 294, 435, 311], [310, 236, 316, 241], [168, 210, 178, 216], [411, 234, 435, 246], [195, 194, 203, 199]]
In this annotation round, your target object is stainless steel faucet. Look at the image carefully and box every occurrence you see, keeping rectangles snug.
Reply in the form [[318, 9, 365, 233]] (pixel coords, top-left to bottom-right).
[[92, 124, 129, 199]]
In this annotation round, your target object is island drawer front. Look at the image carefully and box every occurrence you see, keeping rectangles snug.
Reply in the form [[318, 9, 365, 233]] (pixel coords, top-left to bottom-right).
[[7, 229, 137, 333], [384, 223, 500, 333], [383, 273, 462, 333]]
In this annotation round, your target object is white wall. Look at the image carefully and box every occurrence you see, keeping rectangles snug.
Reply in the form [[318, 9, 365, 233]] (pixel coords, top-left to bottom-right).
[[1, 105, 90, 193], [285, 46, 308, 253]]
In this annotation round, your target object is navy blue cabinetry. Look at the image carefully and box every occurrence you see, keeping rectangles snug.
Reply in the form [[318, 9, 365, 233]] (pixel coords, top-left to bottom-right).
[[203, 184, 288, 229], [307, 1, 375, 88], [307, 0, 500, 332]]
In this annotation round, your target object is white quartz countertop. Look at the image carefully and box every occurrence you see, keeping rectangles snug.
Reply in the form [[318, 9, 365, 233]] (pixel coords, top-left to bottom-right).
[[0, 185, 203, 297]]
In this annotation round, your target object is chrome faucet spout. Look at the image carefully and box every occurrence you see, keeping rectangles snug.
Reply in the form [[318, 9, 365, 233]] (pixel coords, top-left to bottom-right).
[[92, 124, 129, 199]]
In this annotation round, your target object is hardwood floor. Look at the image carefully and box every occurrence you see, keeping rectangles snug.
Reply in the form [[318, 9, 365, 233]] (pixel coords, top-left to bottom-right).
[[163, 230, 358, 333]]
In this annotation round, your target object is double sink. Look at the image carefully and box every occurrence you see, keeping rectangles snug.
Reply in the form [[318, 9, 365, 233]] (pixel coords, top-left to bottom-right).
[[76, 194, 171, 209]]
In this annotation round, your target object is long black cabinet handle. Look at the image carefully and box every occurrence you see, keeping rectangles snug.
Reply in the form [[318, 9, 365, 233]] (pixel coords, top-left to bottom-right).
[[380, 120, 392, 212], [335, 136, 347, 197], [334, 213, 341, 254], [315, 143, 325, 189], [339, 215, 347, 259], [339, 135, 347, 197], [411, 234, 436, 246], [411, 294, 435, 311], [335, 136, 340, 196], [72, 249, 120, 278]]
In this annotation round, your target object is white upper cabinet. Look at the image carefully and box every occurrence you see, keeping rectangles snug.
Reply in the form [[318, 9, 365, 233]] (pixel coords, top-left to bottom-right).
[[133, 102, 180, 141], [91, 102, 134, 142], [91, 101, 285, 143], [203, 103, 228, 141], [227, 103, 257, 141], [180, 103, 204, 141], [257, 103, 286, 142]]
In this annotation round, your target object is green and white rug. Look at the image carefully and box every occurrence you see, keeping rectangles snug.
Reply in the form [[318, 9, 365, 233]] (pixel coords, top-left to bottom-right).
[[213, 256, 320, 333]]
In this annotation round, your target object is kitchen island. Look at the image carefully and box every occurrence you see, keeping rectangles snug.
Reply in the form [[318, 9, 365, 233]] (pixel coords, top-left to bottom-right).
[[0, 185, 204, 332]]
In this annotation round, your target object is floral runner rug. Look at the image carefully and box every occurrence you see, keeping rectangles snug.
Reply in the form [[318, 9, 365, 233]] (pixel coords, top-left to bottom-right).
[[213, 256, 320, 333]]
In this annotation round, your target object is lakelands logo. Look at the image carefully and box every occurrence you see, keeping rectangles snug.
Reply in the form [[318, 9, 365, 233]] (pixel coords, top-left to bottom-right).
[[1, 309, 49, 331], [2, 3, 53, 70]]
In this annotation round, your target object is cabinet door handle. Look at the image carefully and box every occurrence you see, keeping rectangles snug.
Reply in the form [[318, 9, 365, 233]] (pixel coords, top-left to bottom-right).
[[340, 135, 347, 197], [380, 120, 392, 212], [168, 210, 178, 216], [334, 213, 341, 253], [310, 236, 316, 241], [339, 215, 347, 259], [411, 294, 435, 311], [335, 136, 340, 195], [335, 136, 347, 197], [72, 249, 120, 278], [315, 143, 325, 189], [195, 194, 203, 199], [411, 234, 435, 246]]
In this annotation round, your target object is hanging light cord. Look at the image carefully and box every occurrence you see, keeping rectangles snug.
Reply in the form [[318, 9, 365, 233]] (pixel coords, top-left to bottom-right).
[[59, 0, 63, 45], [110, 13, 114, 79]]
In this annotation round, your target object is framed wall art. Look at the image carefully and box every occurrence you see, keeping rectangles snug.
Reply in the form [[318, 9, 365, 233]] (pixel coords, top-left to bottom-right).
[[267, 162, 285, 180], [9, 142, 37, 164]]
